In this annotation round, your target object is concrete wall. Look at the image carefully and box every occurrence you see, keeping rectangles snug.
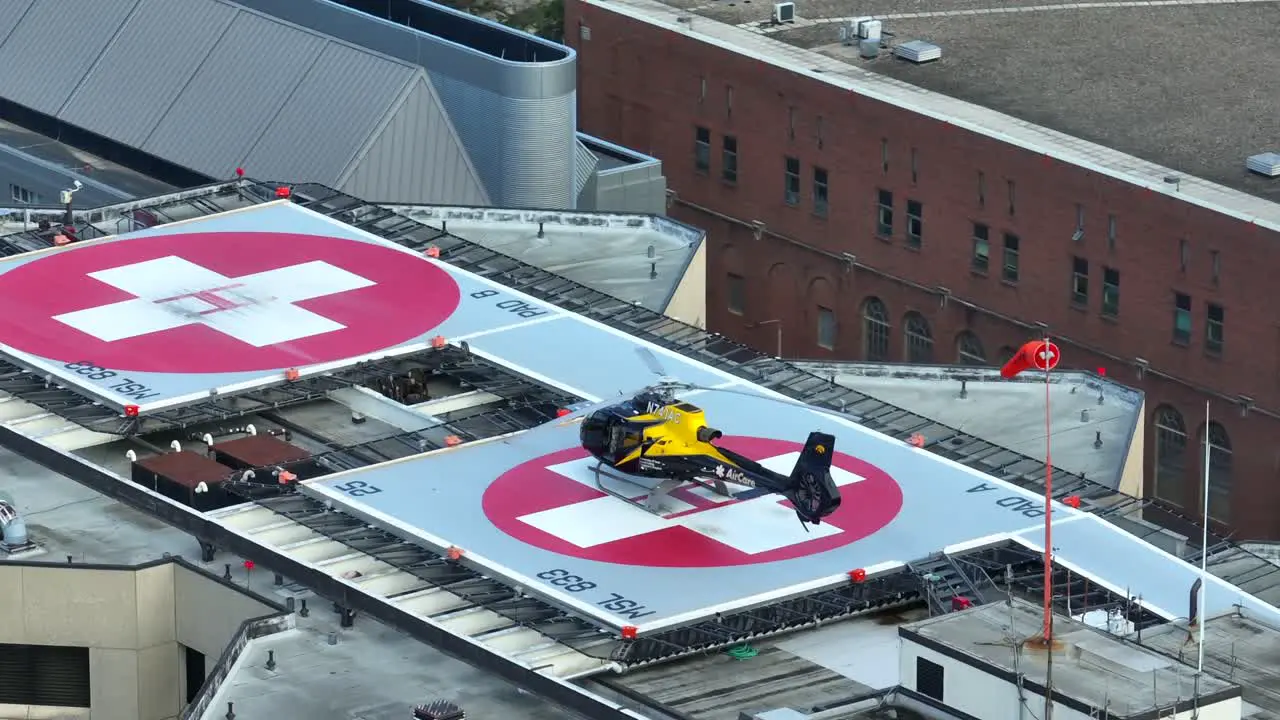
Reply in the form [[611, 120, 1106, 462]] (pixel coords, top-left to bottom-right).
[[591, 163, 667, 216], [1119, 398, 1146, 499], [665, 238, 707, 328], [0, 560, 283, 720], [899, 639, 1241, 720]]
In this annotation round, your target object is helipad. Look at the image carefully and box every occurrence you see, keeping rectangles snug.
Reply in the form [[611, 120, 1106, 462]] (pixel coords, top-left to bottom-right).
[[0, 201, 563, 413]]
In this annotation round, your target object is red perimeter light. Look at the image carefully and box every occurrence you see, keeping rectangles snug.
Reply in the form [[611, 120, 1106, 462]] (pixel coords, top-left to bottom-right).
[[243, 560, 255, 571], [275, 186, 291, 198], [1064, 495, 1082, 509], [621, 625, 638, 640], [235, 167, 245, 177], [556, 408, 571, 417], [1097, 367, 1107, 377], [124, 405, 140, 418], [850, 568, 867, 583]]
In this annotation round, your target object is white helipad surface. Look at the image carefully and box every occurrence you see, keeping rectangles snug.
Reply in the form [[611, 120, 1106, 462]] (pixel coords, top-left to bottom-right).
[[0, 201, 567, 413]]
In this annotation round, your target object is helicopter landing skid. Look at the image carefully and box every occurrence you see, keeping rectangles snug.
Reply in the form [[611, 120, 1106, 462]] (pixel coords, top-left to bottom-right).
[[591, 463, 733, 516]]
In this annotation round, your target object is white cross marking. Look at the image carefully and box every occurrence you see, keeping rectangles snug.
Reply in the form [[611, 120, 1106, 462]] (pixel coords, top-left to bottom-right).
[[53, 256, 376, 346], [517, 453, 865, 554]]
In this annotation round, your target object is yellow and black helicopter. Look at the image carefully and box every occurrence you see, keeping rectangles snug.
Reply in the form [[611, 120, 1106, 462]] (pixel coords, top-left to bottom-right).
[[576, 350, 842, 529]]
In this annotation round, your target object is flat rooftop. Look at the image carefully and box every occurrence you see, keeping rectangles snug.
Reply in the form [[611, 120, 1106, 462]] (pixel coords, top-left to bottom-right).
[[904, 599, 1241, 719], [794, 362, 1141, 489], [1140, 612, 1280, 719], [0, 443, 591, 720], [587, 0, 1280, 229], [0, 119, 175, 208], [390, 203, 704, 317], [703, 0, 1280, 203]]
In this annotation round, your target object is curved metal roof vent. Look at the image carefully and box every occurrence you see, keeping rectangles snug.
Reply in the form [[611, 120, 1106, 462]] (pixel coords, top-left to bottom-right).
[[0, 500, 28, 548]]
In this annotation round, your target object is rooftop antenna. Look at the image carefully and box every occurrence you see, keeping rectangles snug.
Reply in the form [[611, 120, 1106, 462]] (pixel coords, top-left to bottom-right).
[[1192, 399, 1212, 718]]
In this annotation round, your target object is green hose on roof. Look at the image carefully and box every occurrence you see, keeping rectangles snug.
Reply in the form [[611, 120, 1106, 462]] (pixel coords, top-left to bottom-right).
[[725, 644, 759, 660]]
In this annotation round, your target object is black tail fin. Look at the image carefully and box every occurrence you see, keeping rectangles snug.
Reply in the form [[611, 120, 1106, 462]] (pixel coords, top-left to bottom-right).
[[787, 432, 841, 524]]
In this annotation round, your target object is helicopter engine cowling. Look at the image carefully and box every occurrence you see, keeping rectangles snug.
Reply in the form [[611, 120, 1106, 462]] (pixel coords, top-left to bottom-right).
[[696, 425, 723, 443]]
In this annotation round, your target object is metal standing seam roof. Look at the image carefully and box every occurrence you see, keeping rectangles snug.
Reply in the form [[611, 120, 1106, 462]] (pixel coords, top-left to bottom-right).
[[0, 0, 434, 186]]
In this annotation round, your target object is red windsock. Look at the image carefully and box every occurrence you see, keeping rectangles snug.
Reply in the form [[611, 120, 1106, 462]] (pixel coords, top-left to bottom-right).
[[1001, 340, 1060, 379]]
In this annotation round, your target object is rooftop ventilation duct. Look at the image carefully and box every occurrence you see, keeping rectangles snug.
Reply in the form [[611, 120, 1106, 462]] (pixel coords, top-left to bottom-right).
[[1246, 152, 1280, 178], [894, 40, 943, 64], [0, 498, 28, 549]]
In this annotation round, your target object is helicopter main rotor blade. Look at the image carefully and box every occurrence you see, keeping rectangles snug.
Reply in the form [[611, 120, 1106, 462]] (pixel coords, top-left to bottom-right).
[[635, 346, 668, 379]]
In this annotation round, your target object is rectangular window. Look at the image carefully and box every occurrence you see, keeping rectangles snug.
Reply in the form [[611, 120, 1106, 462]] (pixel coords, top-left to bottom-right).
[[1173, 292, 1192, 344], [1007, 179, 1016, 216], [977, 171, 985, 208], [910, 147, 919, 183], [1074, 204, 1085, 241], [813, 167, 829, 217], [1107, 214, 1117, 249], [727, 273, 745, 315], [1179, 239, 1189, 271], [906, 200, 923, 248], [1210, 250, 1220, 286], [784, 156, 800, 205], [1102, 268, 1120, 317], [971, 223, 990, 272], [722, 135, 738, 184], [1002, 233, 1020, 283], [699, 75, 706, 103], [694, 126, 711, 173], [916, 657, 945, 702], [787, 106, 796, 139], [876, 189, 893, 237], [816, 115, 825, 149], [881, 139, 889, 173], [817, 306, 836, 349], [725, 85, 733, 118], [1206, 302, 1224, 354], [1071, 256, 1089, 305], [9, 184, 37, 204]]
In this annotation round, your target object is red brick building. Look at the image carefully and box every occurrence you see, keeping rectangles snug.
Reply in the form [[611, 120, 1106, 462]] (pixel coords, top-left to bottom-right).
[[567, 0, 1280, 537]]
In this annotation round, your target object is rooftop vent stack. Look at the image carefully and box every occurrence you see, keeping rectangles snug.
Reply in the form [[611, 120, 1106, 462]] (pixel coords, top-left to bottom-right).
[[772, 2, 795, 25], [0, 499, 29, 550], [894, 40, 943, 64], [1246, 152, 1280, 178], [859, 38, 880, 59]]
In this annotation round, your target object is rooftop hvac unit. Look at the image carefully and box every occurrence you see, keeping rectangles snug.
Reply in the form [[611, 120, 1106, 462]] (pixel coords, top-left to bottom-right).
[[858, 18, 882, 41], [1246, 152, 1280, 177], [894, 40, 943, 64], [772, 2, 795, 24], [859, 38, 880, 59]]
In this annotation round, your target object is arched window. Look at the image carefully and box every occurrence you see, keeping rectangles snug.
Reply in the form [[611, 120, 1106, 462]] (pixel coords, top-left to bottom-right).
[[1200, 422, 1233, 523], [956, 331, 987, 365], [862, 297, 890, 361], [1152, 406, 1188, 506], [904, 312, 934, 363]]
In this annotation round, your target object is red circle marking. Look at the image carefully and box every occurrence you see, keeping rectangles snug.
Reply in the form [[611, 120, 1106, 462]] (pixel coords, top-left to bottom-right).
[[1032, 341, 1061, 371], [483, 436, 904, 568], [0, 232, 460, 374]]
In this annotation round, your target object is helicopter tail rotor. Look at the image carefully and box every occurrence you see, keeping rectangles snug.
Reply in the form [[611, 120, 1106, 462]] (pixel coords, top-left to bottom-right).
[[785, 432, 841, 525]]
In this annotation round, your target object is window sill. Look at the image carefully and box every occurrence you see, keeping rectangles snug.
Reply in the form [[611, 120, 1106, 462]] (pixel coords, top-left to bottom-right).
[[970, 267, 989, 277], [1000, 278, 1019, 288], [722, 178, 738, 188], [904, 243, 921, 253], [813, 210, 828, 220], [1100, 312, 1119, 324], [694, 169, 710, 177], [1069, 301, 1087, 313], [1171, 336, 1191, 348], [1205, 347, 1223, 359], [876, 234, 893, 243]]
